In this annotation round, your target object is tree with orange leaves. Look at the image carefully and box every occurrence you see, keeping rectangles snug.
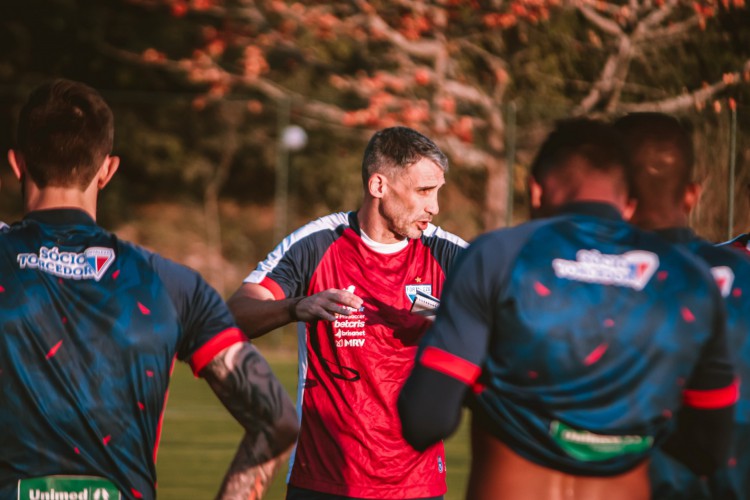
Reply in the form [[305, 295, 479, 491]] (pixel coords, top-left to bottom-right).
[[109, 0, 749, 229]]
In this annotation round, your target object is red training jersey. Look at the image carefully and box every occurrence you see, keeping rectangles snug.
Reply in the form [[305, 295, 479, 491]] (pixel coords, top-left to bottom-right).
[[245, 212, 466, 498]]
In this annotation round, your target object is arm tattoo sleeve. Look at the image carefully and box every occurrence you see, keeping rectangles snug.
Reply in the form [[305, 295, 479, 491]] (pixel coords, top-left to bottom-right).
[[201, 342, 298, 500]]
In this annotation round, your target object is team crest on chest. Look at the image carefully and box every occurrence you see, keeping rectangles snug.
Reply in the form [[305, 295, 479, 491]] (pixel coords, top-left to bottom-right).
[[405, 283, 432, 302], [710, 266, 734, 298]]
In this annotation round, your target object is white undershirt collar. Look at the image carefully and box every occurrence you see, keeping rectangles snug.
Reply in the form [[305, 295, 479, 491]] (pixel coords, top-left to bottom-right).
[[360, 228, 409, 254]]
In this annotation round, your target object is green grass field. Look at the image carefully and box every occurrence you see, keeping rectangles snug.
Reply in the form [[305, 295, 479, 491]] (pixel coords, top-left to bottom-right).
[[156, 352, 471, 499]]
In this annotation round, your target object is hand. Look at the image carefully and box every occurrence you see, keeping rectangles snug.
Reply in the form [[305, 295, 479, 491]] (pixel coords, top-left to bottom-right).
[[292, 288, 364, 322]]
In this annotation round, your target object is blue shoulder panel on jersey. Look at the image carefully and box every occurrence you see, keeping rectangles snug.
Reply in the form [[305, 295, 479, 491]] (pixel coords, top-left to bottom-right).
[[420, 224, 468, 274]]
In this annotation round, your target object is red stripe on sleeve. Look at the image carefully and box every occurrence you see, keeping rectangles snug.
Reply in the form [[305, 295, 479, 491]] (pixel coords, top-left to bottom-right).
[[683, 378, 740, 409], [419, 346, 481, 385], [260, 277, 285, 300], [190, 327, 246, 376]]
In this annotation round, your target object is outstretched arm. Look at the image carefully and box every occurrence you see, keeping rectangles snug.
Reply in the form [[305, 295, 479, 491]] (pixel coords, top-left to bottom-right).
[[228, 283, 363, 339], [200, 341, 299, 500]]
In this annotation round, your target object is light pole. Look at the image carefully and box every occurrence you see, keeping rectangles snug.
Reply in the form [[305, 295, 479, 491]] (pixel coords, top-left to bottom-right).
[[274, 98, 308, 244]]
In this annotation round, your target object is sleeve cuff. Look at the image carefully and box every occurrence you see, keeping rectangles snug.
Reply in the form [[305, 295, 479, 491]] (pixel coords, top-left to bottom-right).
[[683, 377, 740, 409], [189, 327, 246, 376], [259, 276, 286, 300], [419, 346, 481, 385]]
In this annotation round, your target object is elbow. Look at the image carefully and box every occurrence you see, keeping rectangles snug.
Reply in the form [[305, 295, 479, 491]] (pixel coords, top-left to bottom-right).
[[397, 365, 467, 451], [227, 298, 261, 339], [397, 391, 454, 452]]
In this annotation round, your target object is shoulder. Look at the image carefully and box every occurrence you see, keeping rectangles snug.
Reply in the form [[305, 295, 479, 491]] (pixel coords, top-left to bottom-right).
[[690, 239, 750, 296], [278, 211, 352, 252], [293, 211, 351, 239], [422, 223, 468, 249], [117, 238, 203, 289]]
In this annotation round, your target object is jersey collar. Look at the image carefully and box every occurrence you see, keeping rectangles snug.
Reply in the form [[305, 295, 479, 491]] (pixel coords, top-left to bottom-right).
[[655, 227, 697, 244], [556, 201, 623, 221], [24, 208, 97, 226]]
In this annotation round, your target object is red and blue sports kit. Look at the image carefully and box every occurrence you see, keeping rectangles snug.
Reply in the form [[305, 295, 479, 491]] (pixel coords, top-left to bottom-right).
[[648, 228, 750, 500], [400, 203, 737, 476], [720, 232, 750, 257], [244, 211, 466, 499], [0, 209, 245, 499]]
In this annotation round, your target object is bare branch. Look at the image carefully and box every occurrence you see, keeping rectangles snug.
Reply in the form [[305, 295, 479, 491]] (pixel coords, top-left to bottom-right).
[[439, 136, 495, 170], [576, 3, 623, 37], [637, 0, 678, 32], [575, 33, 634, 114], [617, 65, 748, 114], [354, 0, 441, 60], [642, 16, 700, 42]]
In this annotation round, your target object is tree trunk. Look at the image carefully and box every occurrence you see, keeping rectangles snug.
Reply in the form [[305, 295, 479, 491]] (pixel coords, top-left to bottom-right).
[[483, 155, 508, 230]]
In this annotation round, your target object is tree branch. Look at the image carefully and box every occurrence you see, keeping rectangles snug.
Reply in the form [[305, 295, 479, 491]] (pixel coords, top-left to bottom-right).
[[576, 3, 623, 37], [617, 63, 749, 114]]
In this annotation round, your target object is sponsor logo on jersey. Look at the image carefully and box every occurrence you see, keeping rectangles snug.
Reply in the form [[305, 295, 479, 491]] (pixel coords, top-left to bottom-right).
[[17, 246, 116, 281], [710, 266, 735, 298], [552, 249, 659, 291], [405, 283, 432, 303], [550, 420, 653, 462], [18, 475, 121, 500], [94, 489, 110, 500], [336, 338, 366, 347], [334, 311, 367, 348], [437, 455, 444, 473]]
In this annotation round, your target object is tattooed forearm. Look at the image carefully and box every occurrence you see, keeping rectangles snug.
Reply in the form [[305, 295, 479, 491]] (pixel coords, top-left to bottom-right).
[[202, 342, 298, 499], [215, 434, 293, 500]]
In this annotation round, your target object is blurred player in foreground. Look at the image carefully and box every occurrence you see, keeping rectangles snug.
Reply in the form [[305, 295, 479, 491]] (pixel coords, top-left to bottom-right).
[[0, 79, 298, 500], [616, 111, 750, 499], [398, 118, 737, 500], [228, 126, 467, 500]]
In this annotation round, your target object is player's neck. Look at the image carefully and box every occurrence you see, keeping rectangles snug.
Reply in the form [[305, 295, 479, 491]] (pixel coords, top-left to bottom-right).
[[357, 199, 406, 245], [629, 211, 689, 231], [23, 185, 98, 221]]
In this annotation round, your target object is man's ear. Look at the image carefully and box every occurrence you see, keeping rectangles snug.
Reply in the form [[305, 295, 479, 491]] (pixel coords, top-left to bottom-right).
[[367, 172, 388, 200], [8, 149, 24, 181], [683, 182, 701, 215], [622, 197, 638, 221], [96, 155, 120, 190], [529, 176, 543, 210]]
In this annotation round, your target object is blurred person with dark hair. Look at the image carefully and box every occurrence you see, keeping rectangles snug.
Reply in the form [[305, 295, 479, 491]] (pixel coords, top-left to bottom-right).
[[616, 111, 750, 499], [399, 118, 736, 500], [1, 79, 298, 500], [228, 126, 467, 500]]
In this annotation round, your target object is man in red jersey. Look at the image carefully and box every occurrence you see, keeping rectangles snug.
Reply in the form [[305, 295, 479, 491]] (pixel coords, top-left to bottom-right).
[[228, 126, 467, 500]]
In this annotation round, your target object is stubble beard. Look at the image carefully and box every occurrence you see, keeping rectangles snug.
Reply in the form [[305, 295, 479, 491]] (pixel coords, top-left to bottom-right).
[[380, 203, 421, 240]]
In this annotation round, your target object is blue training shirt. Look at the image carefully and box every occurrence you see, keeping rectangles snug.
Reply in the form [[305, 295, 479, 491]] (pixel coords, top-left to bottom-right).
[[649, 227, 750, 499], [411, 202, 736, 476], [0, 209, 245, 499]]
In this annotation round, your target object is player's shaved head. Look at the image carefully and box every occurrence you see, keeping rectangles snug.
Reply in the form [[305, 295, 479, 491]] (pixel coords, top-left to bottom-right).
[[614, 112, 695, 229], [530, 118, 630, 217]]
